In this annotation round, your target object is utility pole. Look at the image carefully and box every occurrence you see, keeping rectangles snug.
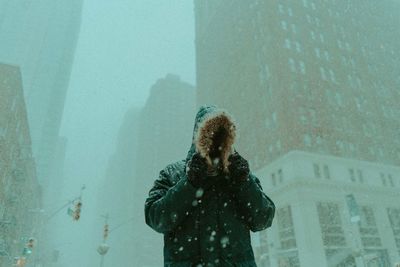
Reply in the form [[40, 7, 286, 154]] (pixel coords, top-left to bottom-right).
[[97, 214, 110, 267]]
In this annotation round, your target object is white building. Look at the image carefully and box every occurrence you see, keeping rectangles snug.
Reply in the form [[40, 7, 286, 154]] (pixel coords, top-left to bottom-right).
[[252, 151, 400, 267]]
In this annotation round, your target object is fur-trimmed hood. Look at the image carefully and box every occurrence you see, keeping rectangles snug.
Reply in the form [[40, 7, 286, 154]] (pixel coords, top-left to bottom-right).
[[185, 105, 237, 173]]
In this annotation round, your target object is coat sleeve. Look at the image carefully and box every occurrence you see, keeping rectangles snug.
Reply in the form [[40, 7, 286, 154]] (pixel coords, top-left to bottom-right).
[[233, 172, 275, 232], [144, 164, 199, 234]]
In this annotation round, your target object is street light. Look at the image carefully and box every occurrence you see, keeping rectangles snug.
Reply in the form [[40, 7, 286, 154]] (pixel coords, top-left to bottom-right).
[[97, 214, 110, 267]]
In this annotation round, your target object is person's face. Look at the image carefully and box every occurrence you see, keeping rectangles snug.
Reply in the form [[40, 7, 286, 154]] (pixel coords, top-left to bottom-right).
[[209, 126, 226, 159]]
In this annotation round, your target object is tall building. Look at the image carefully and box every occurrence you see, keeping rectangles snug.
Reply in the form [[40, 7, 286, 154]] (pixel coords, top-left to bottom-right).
[[132, 74, 195, 266], [97, 107, 141, 266], [0, 0, 83, 191], [0, 63, 42, 266], [194, 1, 400, 266], [194, 0, 400, 170]]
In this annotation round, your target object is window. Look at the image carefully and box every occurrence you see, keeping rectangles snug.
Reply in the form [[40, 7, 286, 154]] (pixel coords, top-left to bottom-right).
[[281, 21, 288, 30], [317, 202, 346, 246], [329, 69, 336, 83], [388, 174, 395, 187], [288, 7, 293, 16], [295, 42, 301, 53], [337, 40, 343, 49], [387, 208, 400, 252], [315, 17, 320, 27], [359, 206, 382, 247], [299, 61, 306, 74], [284, 38, 291, 49], [289, 58, 296, 72], [323, 165, 330, 179], [357, 170, 364, 183], [0, 126, 7, 138], [291, 24, 297, 34], [381, 173, 387, 186], [319, 33, 325, 43], [272, 112, 277, 123], [306, 14, 312, 24], [356, 77, 362, 87], [349, 169, 356, 182], [350, 58, 356, 68], [310, 31, 316, 40], [277, 206, 297, 249], [313, 163, 321, 178], [278, 4, 284, 14], [278, 169, 283, 183], [315, 47, 320, 58], [320, 67, 327, 80], [324, 51, 330, 61]]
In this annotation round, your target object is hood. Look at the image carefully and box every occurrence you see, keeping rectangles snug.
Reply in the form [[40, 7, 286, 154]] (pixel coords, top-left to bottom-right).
[[185, 104, 237, 173]]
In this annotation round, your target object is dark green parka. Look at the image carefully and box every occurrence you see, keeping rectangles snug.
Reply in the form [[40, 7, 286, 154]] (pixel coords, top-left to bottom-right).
[[145, 105, 275, 267]]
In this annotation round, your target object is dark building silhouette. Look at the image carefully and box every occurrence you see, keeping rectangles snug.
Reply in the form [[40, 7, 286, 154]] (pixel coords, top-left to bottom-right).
[[133, 74, 195, 266]]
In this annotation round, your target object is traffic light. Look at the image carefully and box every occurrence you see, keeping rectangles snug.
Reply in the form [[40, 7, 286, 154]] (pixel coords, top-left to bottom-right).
[[73, 200, 82, 221], [22, 238, 35, 256], [103, 224, 109, 240], [26, 238, 35, 249]]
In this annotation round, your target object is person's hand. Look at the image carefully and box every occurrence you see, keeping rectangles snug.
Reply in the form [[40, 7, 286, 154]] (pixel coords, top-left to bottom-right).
[[186, 153, 214, 189], [227, 152, 250, 191]]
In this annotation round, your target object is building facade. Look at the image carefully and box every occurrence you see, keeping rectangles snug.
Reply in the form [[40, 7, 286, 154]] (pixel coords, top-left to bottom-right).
[[253, 151, 400, 267], [0, 63, 42, 266], [194, 1, 400, 266], [0, 0, 83, 191], [194, 0, 400, 170]]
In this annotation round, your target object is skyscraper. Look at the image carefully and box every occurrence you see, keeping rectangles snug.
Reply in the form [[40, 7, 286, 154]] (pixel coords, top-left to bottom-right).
[[194, 0, 400, 170], [194, 1, 400, 266], [97, 107, 141, 266], [0, 0, 83, 189]]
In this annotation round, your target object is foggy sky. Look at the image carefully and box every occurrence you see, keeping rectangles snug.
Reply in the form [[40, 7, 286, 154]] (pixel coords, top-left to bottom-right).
[[60, 0, 194, 198], [57, 1, 195, 265]]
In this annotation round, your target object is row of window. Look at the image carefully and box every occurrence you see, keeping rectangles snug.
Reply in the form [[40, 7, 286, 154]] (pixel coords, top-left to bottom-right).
[[380, 173, 395, 187], [288, 58, 306, 74], [314, 48, 330, 61], [284, 38, 302, 53], [280, 20, 297, 34], [265, 203, 400, 259], [313, 163, 330, 179], [312, 164, 397, 187], [349, 168, 364, 183], [301, 133, 400, 161], [320, 67, 337, 83], [277, 203, 398, 249]]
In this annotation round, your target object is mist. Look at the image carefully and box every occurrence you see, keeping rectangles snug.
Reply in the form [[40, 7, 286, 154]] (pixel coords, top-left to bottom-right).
[[0, 1, 399, 267]]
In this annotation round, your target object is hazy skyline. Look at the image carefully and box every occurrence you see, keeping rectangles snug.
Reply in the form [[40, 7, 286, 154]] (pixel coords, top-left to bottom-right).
[[60, 0, 195, 193], [57, 2, 195, 265]]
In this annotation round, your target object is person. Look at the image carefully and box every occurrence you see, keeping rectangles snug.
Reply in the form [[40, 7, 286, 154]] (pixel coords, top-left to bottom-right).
[[145, 104, 275, 267]]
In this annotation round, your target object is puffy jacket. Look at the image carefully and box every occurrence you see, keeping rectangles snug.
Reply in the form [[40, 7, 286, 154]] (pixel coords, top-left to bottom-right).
[[145, 105, 275, 267]]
